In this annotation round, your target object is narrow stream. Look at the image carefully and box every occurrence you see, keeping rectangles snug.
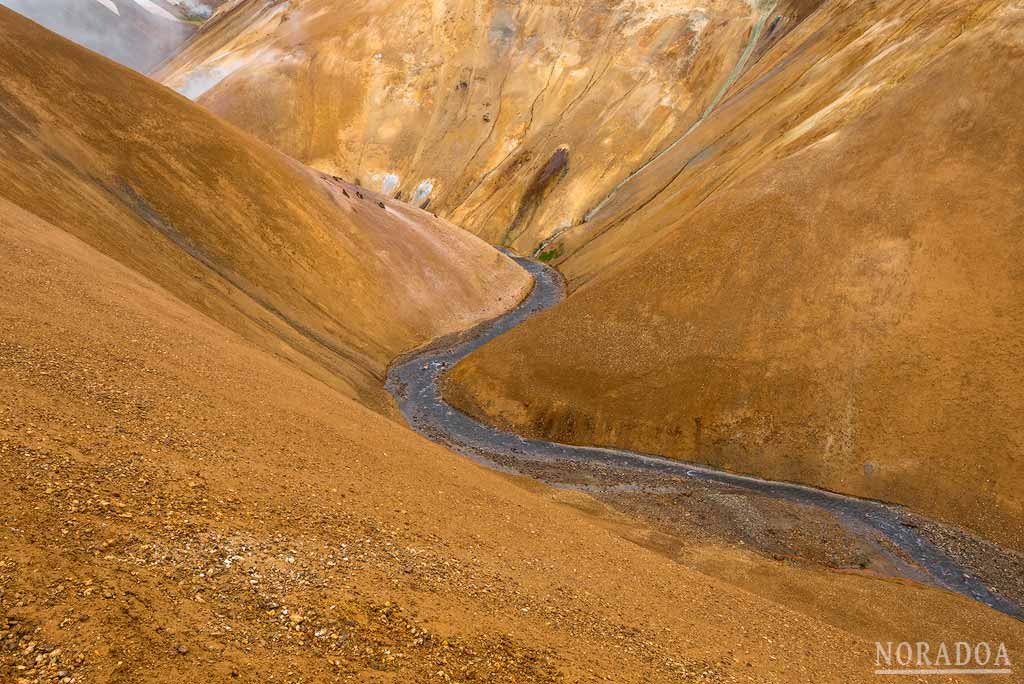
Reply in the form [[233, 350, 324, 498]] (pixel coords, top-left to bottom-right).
[[386, 255, 1024, 622]]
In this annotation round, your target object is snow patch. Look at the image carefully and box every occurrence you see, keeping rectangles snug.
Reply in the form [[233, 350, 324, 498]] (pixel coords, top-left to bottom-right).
[[131, 0, 181, 22], [377, 173, 400, 195], [92, 0, 120, 15], [168, 0, 213, 19]]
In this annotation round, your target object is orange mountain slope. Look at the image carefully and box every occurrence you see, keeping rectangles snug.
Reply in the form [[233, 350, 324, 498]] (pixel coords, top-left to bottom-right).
[[156, 0, 791, 252], [0, 6, 529, 412], [444, 0, 1024, 549], [1, 8, 1023, 683], [6, 190, 1022, 682]]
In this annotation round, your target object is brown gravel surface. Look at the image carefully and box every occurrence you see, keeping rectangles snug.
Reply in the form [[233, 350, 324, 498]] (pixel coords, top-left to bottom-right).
[[3, 191, 1023, 684], [511, 459, 881, 570], [2, 7, 1023, 684]]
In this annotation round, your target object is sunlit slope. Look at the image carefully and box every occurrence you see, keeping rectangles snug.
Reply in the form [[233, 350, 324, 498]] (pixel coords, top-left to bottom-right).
[[549, 0, 1010, 285], [0, 7, 530, 411], [157, 0, 775, 252], [444, 1, 1024, 548]]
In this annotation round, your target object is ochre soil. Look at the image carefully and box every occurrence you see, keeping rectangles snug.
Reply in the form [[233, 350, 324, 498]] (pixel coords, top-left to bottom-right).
[[156, 0, 766, 250], [2, 8, 1023, 684], [0, 6, 529, 414], [443, 2, 1024, 551], [3, 193, 1022, 684]]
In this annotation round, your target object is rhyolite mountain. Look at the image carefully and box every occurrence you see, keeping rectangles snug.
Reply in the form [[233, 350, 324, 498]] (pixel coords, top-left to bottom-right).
[[159, 0, 822, 251], [1, 4, 1022, 682], [160, 0, 1024, 548], [443, 0, 1024, 550]]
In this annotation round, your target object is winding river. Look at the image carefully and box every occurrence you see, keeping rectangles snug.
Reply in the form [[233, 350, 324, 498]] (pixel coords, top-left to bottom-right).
[[386, 254, 1023, 621]]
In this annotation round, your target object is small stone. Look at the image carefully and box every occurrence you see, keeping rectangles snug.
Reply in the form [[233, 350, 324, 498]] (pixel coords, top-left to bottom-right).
[[175, 644, 188, 655]]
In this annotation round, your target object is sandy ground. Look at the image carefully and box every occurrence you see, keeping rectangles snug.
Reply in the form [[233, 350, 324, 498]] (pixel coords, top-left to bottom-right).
[[3, 188, 1023, 684], [1, 5, 1023, 684]]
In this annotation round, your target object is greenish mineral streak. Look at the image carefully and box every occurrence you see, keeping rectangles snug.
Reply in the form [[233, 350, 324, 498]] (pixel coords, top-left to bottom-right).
[[576, 0, 778, 227]]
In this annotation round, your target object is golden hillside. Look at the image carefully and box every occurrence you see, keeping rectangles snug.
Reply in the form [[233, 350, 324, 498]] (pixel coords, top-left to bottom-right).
[[445, 0, 1024, 548], [0, 5, 529, 412], [5, 8, 1022, 684], [156, 0, 797, 252]]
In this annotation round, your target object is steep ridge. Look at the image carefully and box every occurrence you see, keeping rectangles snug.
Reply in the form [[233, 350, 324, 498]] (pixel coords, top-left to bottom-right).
[[550, 0, 1010, 284], [444, 1, 1024, 549], [6, 10, 1024, 683], [0, 6, 530, 412], [157, 0, 773, 252]]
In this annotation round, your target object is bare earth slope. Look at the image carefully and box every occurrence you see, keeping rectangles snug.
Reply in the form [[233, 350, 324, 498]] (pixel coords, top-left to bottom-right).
[[0, 6, 529, 412], [3, 9, 1023, 683], [444, 1, 1024, 549], [4, 157, 1023, 684], [156, 0, 785, 252], [549, 0, 1013, 285]]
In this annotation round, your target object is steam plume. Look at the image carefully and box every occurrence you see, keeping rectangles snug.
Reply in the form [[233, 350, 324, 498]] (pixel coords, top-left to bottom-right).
[[0, 0, 196, 73]]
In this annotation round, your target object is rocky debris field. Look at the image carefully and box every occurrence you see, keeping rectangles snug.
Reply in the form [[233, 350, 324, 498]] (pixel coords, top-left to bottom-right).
[[1, 157, 1020, 684], [497, 456, 880, 570]]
